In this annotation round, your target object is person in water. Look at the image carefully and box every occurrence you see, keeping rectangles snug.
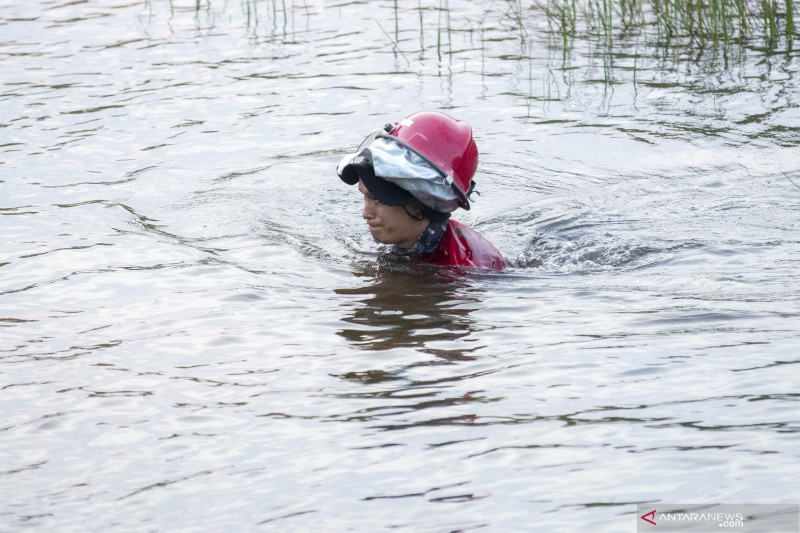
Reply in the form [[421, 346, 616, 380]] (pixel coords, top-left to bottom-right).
[[337, 110, 507, 271]]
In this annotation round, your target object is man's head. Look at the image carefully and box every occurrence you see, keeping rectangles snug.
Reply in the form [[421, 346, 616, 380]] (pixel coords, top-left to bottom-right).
[[337, 110, 479, 247]]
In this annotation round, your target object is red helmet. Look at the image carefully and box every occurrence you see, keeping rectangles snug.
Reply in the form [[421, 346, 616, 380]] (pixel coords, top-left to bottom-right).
[[388, 110, 478, 196]]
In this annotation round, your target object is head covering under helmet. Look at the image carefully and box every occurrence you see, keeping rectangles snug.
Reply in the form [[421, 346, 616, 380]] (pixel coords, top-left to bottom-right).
[[337, 110, 479, 213]]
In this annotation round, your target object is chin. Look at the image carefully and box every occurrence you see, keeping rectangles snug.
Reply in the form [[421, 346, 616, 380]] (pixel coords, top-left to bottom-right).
[[367, 226, 386, 241]]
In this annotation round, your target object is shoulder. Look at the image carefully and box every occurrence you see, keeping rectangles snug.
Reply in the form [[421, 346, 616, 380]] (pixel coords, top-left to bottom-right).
[[425, 219, 507, 270]]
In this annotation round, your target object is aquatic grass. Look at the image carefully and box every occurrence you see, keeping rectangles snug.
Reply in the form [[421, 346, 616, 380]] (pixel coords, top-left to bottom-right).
[[515, 0, 527, 42], [762, 0, 778, 41], [237, 0, 296, 35], [782, 171, 800, 190], [435, 0, 453, 58], [538, 0, 797, 51]]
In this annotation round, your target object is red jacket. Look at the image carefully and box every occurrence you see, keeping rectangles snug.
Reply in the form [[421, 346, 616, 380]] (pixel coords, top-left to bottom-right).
[[421, 220, 507, 270]]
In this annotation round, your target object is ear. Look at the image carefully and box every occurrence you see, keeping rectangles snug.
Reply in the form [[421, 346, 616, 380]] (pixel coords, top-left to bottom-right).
[[406, 204, 424, 218], [402, 204, 426, 222]]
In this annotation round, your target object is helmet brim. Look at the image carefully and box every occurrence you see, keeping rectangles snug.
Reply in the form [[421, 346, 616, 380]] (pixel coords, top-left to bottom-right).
[[337, 132, 471, 212]]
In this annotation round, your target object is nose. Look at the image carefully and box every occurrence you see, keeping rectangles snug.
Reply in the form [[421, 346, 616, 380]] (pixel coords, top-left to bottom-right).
[[362, 198, 374, 220]]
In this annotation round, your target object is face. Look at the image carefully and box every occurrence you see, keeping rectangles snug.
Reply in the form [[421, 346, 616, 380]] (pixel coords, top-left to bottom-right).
[[358, 179, 428, 249]]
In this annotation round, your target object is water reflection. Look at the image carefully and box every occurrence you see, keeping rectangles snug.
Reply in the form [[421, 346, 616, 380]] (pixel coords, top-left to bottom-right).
[[329, 264, 499, 430], [335, 263, 482, 357]]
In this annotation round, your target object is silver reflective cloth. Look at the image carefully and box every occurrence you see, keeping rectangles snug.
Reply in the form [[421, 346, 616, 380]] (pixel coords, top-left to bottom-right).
[[337, 135, 468, 213]]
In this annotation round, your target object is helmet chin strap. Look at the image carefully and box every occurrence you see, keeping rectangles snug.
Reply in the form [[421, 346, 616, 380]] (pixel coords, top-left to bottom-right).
[[402, 205, 425, 221], [466, 180, 478, 198]]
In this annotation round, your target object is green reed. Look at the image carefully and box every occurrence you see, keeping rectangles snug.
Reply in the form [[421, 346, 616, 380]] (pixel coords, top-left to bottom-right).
[[542, 0, 797, 49], [515, 0, 527, 42], [437, 0, 453, 57]]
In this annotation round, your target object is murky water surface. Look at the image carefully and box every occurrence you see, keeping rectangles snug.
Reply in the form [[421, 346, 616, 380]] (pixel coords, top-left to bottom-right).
[[2, 1, 799, 531]]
